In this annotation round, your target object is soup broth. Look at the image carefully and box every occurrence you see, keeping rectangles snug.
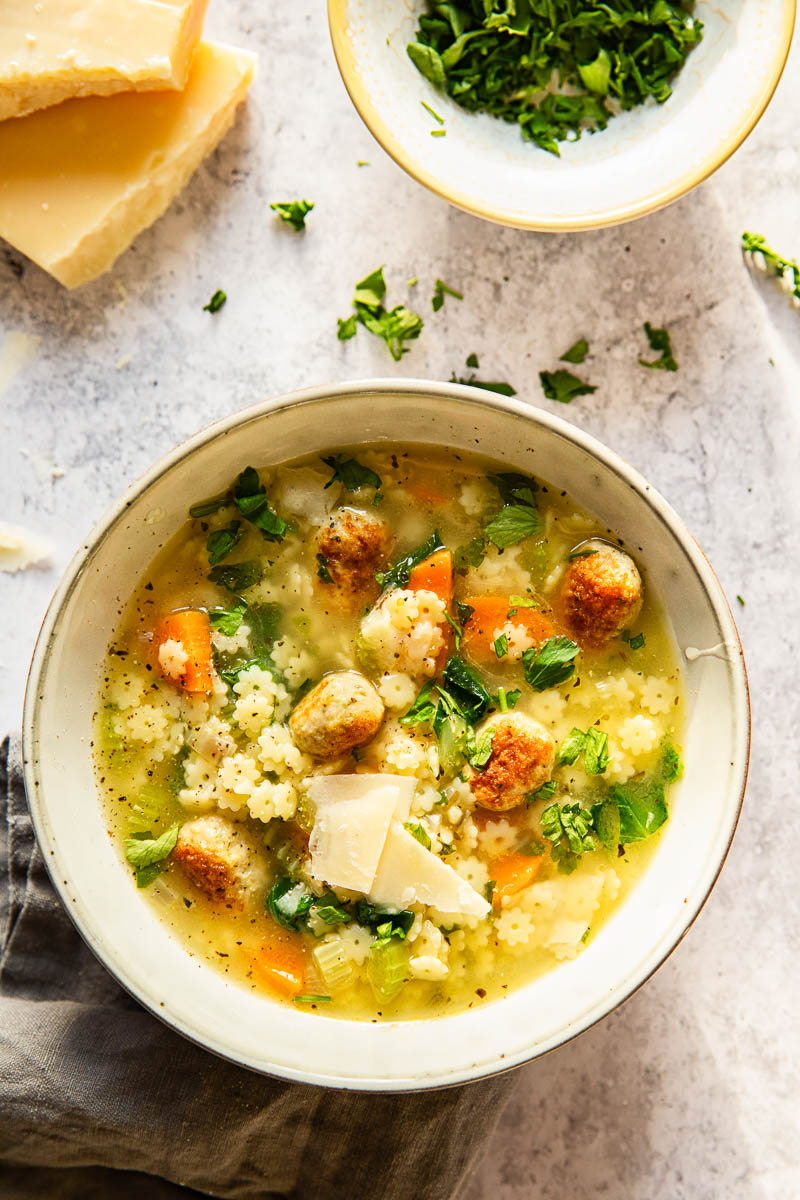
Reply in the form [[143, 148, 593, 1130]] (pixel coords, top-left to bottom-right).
[[94, 444, 684, 1020]]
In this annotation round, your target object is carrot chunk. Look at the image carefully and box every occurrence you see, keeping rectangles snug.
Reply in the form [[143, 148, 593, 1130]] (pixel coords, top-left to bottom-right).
[[490, 851, 544, 908], [253, 924, 307, 998], [461, 595, 554, 661], [407, 547, 453, 606], [153, 609, 214, 694]]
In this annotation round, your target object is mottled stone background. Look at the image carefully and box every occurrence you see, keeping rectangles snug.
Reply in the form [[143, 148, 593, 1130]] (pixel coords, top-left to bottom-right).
[[1, 4, 798, 1196]]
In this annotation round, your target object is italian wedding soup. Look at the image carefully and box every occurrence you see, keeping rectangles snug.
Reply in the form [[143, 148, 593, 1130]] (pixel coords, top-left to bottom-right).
[[94, 445, 684, 1019]]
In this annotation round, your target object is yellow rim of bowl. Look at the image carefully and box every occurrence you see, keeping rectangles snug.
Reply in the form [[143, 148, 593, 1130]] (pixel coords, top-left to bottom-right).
[[328, 0, 797, 232]]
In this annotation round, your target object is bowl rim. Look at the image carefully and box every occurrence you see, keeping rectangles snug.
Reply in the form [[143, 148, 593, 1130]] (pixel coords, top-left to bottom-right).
[[21, 379, 751, 1089], [327, 0, 797, 232]]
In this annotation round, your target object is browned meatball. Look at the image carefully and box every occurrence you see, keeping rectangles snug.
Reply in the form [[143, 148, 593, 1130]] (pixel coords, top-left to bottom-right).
[[470, 713, 555, 812], [171, 815, 267, 909], [289, 670, 385, 759], [561, 543, 643, 646], [316, 507, 392, 611]]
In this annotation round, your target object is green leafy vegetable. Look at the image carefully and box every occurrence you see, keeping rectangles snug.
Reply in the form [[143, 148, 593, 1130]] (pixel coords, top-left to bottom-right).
[[522, 636, 580, 691], [432, 278, 463, 311], [660, 738, 684, 782], [405, 821, 432, 850], [451, 373, 517, 396], [540, 369, 597, 403], [270, 199, 314, 231], [629, 632, 645, 651], [206, 520, 242, 566], [556, 726, 609, 775], [441, 654, 491, 723], [742, 232, 800, 304], [189, 493, 231, 518], [208, 560, 262, 593], [560, 338, 589, 364], [556, 728, 587, 767], [493, 633, 508, 659], [310, 892, 352, 927], [267, 877, 314, 930], [376, 530, 444, 590], [484, 504, 541, 549], [466, 726, 494, 769], [338, 266, 424, 361], [316, 553, 334, 584], [454, 534, 487, 573], [322, 454, 382, 492], [400, 679, 438, 727], [203, 289, 227, 314], [124, 823, 180, 888], [487, 472, 538, 508], [494, 686, 521, 713], [607, 778, 667, 842], [209, 602, 247, 636], [466, 352, 479, 368], [356, 901, 415, 938], [233, 467, 288, 543], [247, 604, 283, 654], [527, 780, 557, 804], [593, 799, 621, 851], [639, 322, 678, 371], [407, 1, 703, 156], [541, 803, 595, 874]]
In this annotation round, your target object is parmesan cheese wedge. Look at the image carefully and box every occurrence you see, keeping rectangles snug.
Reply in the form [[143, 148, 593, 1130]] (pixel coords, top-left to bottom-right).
[[307, 774, 416, 821], [370, 822, 490, 919], [309, 788, 398, 894], [0, 0, 209, 121], [0, 40, 256, 288]]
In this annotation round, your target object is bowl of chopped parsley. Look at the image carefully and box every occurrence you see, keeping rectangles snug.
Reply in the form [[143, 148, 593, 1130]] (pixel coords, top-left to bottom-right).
[[329, 0, 795, 230]]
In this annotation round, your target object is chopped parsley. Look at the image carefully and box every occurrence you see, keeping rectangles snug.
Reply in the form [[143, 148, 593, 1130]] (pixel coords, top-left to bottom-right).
[[527, 780, 557, 804], [621, 628, 645, 650], [208, 601, 247, 636], [202, 289, 227, 314], [124, 824, 180, 888], [405, 821, 432, 850], [494, 686, 521, 712], [560, 338, 589, 364], [540, 368, 597, 403], [421, 99, 444, 124], [484, 504, 541, 549], [522, 635, 580, 691], [206, 520, 242, 567], [493, 633, 509, 659], [432, 278, 463, 311], [736, 594, 746, 608], [639, 322, 678, 371], [322, 453, 381, 492], [454, 534, 487, 574], [337, 266, 424, 361], [316, 553, 334, 583], [233, 466, 288, 543], [465, 352, 479, 368], [407, 0, 702, 155], [742, 231, 800, 303], [450, 373, 516, 396], [270, 199, 314, 231], [400, 655, 492, 776], [556, 726, 610, 775], [541, 803, 595, 874]]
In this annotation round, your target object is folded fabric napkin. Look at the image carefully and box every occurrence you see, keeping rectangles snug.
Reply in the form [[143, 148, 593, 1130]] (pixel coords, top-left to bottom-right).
[[0, 737, 517, 1199]]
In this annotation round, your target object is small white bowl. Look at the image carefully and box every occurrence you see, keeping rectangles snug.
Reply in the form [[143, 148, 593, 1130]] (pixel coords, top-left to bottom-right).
[[329, 0, 795, 231], [23, 382, 749, 1090]]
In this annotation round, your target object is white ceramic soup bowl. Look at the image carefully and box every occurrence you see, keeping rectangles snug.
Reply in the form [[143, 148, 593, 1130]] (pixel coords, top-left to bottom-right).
[[23, 381, 749, 1090], [329, 0, 795, 231]]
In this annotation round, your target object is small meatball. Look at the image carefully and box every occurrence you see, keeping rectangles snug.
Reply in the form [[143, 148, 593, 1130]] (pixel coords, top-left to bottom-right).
[[316, 507, 392, 610], [561, 543, 643, 646], [289, 670, 385, 759], [470, 713, 555, 812], [359, 587, 447, 678], [172, 814, 267, 908]]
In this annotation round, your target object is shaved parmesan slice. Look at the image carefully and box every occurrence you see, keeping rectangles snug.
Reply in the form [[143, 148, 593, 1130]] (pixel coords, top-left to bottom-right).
[[308, 788, 397, 893], [307, 773, 416, 821], [370, 823, 490, 918]]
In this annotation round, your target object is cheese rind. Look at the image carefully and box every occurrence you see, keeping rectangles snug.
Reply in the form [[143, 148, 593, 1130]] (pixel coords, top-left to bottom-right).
[[0, 0, 209, 121], [0, 40, 256, 288]]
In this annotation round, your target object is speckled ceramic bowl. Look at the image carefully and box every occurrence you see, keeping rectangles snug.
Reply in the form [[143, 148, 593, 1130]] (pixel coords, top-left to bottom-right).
[[329, 0, 795, 231], [23, 381, 749, 1089]]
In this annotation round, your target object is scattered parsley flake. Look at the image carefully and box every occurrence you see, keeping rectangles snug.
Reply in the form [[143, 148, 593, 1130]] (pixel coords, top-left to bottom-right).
[[203, 289, 227, 314], [639, 322, 678, 371], [430, 128, 447, 137], [337, 266, 424, 360], [493, 633, 509, 659], [421, 100, 444, 124], [465, 353, 479, 368], [270, 199, 314, 231], [736, 594, 746, 607], [742, 232, 800, 303], [540, 368, 597, 403], [322, 453, 382, 492], [522, 636, 580, 691], [560, 338, 588, 364], [432, 278, 463, 311], [316, 553, 334, 584], [451, 372, 516, 396], [484, 503, 541, 549]]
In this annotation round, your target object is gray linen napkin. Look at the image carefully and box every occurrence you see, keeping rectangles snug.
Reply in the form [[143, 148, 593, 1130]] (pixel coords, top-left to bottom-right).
[[0, 737, 517, 1200]]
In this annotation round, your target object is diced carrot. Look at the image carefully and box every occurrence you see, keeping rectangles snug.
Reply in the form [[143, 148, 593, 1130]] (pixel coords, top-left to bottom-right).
[[489, 851, 544, 909], [405, 478, 450, 507], [153, 609, 214, 694], [461, 595, 554, 661], [252, 923, 306, 999], [407, 547, 453, 607]]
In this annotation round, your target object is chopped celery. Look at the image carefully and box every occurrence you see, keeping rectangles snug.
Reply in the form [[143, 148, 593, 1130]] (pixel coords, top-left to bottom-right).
[[367, 938, 409, 1003], [100, 705, 122, 750], [312, 936, 353, 990]]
